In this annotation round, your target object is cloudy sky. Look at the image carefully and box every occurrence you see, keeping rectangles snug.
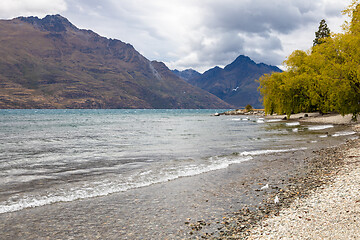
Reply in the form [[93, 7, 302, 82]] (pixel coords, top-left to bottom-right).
[[0, 0, 353, 72]]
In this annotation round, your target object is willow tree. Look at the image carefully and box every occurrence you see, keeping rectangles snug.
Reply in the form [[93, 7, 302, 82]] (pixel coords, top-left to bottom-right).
[[332, 2, 360, 119], [258, 1, 360, 119]]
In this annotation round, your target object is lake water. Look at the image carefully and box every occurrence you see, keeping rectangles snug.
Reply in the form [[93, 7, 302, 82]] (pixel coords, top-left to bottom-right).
[[0, 109, 357, 214]]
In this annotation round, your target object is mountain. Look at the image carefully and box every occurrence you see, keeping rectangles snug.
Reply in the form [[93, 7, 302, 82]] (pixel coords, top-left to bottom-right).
[[0, 15, 231, 109], [188, 55, 282, 108], [172, 69, 201, 82]]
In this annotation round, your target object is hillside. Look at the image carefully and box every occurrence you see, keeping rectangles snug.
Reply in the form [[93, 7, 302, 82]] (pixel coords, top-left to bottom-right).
[[188, 55, 282, 108], [0, 15, 231, 109]]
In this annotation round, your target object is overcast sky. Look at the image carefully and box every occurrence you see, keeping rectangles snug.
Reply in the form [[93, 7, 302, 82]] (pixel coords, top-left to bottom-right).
[[0, 0, 353, 72]]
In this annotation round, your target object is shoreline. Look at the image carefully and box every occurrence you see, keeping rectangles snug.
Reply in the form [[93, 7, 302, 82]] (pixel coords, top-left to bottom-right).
[[1, 147, 318, 239], [183, 113, 360, 238], [220, 109, 359, 125], [268, 112, 359, 125], [215, 139, 360, 239], [248, 136, 360, 239], [216, 122, 360, 239], [0, 114, 358, 239]]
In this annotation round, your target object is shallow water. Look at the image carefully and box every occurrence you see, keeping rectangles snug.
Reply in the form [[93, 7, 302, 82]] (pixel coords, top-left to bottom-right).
[[0, 109, 356, 215]]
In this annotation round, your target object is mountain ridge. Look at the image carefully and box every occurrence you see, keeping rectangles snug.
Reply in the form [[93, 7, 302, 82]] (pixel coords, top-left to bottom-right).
[[0, 15, 231, 109], [184, 55, 282, 108]]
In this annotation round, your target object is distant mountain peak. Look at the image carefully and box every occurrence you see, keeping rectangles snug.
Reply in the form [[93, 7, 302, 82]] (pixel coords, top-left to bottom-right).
[[171, 68, 201, 82], [224, 55, 256, 71], [17, 14, 77, 32], [234, 55, 253, 63], [188, 54, 282, 108]]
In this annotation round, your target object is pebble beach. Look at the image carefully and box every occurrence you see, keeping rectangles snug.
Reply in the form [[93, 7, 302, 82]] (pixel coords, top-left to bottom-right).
[[192, 113, 360, 239], [248, 140, 360, 239], [245, 115, 360, 239]]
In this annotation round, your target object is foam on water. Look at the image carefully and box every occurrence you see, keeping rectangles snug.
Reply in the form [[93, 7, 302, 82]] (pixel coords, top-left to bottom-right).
[[286, 122, 300, 126], [332, 131, 356, 137], [240, 147, 307, 156], [266, 119, 283, 123], [257, 118, 265, 123], [307, 125, 334, 130], [0, 155, 253, 214]]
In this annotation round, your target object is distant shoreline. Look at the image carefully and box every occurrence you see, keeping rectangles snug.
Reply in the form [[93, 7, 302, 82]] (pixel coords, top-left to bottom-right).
[[218, 109, 359, 125], [267, 112, 359, 125]]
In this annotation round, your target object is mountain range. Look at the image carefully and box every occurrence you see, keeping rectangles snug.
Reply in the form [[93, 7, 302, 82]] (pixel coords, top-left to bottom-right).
[[173, 56, 282, 108], [0, 15, 231, 109]]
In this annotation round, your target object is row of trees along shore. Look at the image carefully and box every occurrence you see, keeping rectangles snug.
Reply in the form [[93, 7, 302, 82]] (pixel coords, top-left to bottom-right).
[[258, 1, 360, 120]]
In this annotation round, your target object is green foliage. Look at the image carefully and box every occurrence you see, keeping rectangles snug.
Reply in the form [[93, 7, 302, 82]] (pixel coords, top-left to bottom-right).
[[258, 1, 360, 119], [245, 104, 253, 111]]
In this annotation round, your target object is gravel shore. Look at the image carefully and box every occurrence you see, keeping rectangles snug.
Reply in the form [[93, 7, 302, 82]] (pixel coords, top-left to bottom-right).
[[245, 122, 360, 240], [248, 138, 360, 239], [203, 117, 360, 239], [266, 112, 359, 125]]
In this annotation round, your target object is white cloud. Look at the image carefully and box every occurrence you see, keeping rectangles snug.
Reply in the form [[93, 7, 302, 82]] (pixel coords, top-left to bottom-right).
[[0, 0, 67, 19]]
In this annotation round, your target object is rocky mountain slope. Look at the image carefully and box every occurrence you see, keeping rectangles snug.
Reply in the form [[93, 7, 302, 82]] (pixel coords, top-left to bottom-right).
[[187, 55, 282, 108], [0, 15, 231, 109]]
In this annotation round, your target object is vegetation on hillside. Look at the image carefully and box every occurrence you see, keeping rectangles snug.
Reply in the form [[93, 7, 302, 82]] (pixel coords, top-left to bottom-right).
[[258, 1, 360, 119]]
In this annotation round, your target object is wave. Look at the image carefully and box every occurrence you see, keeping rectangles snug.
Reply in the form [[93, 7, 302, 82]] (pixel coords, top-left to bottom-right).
[[307, 125, 334, 130], [257, 118, 265, 123], [266, 119, 283, 123], [0, 155, 252, 214], [286, 122, 300, 126], [0, 146, 311, 214], [332, 131, 356, 137], [239, 147, 307, 156]]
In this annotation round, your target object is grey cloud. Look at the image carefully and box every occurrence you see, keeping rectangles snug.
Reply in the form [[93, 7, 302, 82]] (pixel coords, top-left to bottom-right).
[[179, 0, 339, 68], [203, 0, 321, 35], [324, 3, 347, 16], [185, 32, 245, 68], [61, 0, 351, 71]]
